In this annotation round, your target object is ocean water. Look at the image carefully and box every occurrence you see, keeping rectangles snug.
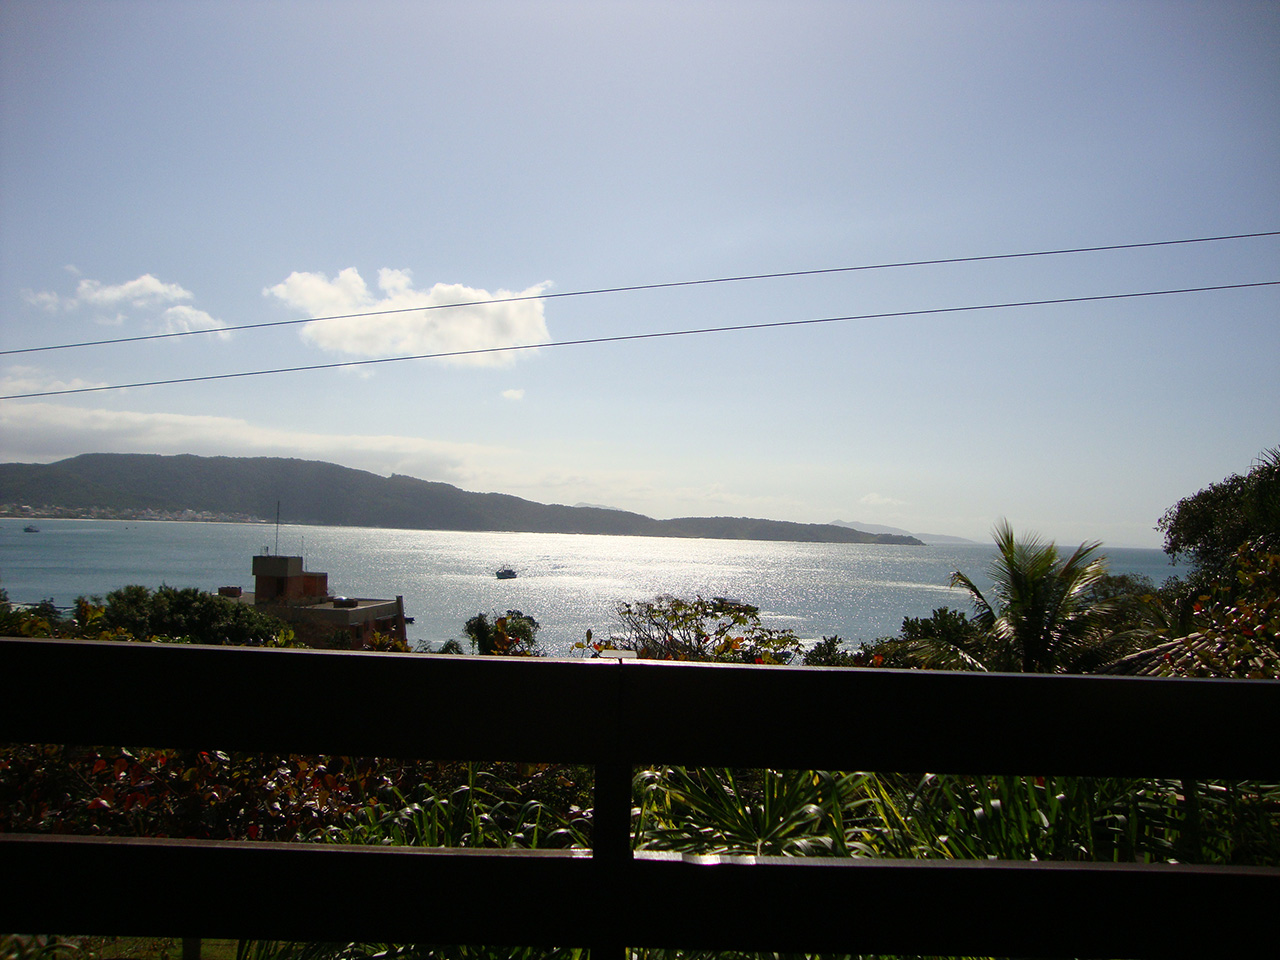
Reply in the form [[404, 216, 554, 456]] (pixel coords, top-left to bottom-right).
[[0, 518, 1185, 654]]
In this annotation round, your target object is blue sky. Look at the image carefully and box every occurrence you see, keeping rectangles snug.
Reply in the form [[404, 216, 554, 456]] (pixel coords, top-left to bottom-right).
[[1, 0, 1276, 548]]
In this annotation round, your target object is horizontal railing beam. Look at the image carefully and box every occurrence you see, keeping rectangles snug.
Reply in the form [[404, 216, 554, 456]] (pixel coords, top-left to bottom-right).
[[624, 851, 1280, 957], [3, 638, 1279, 776], [2, 835, 1275, 958], [0, 639, 617, 762], [0, 834, 596, 944], [5, 637, 1280, 959]]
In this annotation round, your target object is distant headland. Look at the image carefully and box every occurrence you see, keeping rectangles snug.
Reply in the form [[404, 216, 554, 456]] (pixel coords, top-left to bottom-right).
[[0, 453, 924, 546]]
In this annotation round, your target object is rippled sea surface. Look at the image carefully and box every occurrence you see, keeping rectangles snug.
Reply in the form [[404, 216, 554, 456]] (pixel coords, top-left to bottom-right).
[[1, 519, 1185, 654]]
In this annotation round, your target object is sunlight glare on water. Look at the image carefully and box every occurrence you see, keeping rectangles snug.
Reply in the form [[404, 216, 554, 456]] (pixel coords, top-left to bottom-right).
[[0, 520, 1184, 655]]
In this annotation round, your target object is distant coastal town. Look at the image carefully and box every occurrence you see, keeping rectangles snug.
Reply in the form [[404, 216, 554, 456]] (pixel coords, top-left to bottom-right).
[[0, 503, 268, 524]]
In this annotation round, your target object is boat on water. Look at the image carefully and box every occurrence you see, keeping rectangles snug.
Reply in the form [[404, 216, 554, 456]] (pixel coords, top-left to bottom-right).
[[23, 525, 39, 533], [495, 566, 517, 580]]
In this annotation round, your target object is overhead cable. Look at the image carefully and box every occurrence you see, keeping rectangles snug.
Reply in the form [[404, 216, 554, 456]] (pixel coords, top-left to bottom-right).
[[4, 279, 1276, 400], [2, 229, 1277, 357]]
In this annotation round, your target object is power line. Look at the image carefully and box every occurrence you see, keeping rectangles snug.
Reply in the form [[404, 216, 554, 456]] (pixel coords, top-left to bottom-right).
[[4, 279, 1276, 401], [3, 229, 1277, 357]]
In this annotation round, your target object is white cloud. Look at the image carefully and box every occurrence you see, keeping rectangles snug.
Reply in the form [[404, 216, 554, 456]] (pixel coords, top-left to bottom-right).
[[501, 388, 525, 401], [160, 305, 230, 338], [1, 366, 108, 397], [21, 289, 62, 311], [264, 267, 552, 368], [0, 402, 514, 486], [21, 272, 228, 337], [75, 274, 192, 308]]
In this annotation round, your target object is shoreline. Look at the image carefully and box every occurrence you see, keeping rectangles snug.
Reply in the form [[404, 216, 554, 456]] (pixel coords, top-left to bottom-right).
[[2, 506, 270, 525], [0, 509, 925, 546]]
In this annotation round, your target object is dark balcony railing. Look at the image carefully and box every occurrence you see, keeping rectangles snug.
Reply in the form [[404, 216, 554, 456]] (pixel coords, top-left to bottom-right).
[[2, 637, 1278, 958]]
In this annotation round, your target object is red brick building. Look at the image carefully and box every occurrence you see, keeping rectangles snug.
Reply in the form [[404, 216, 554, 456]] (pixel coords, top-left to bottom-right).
[[242, 554, 408, 649]]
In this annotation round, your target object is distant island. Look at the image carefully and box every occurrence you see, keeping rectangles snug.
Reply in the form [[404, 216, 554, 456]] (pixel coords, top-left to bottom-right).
[[0, 453, 924, 546], [829, 520, 975, 546]]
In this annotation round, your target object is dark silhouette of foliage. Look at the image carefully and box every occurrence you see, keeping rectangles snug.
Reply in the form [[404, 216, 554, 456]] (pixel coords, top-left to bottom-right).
[[800, 635, 860, 666], [900, 605, 980, 646], [887, 605, 995, 670], [0, 584, 293, 646], [946, 521, 1136, 673], [1158, 446, 1280, 578], [433, 638, 466, 655], [0, 589, 67, 638], [464, 610, 542, 657], [1106, 542, 1280, 679], [852, 527, 1141, 673], [1151, 447, 1280, 636], [91, 584, 290, 646]]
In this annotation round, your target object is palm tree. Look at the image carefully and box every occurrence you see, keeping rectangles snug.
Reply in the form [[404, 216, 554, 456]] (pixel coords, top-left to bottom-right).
[[947, 520, 1126, 673]]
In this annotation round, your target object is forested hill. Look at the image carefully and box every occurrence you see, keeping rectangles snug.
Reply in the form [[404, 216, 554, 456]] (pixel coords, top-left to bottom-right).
[[0, 454, 923, 545]]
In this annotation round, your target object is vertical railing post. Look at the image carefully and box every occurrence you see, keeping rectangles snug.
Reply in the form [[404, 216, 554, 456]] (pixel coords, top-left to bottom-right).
[[590, 655, 634, 960]]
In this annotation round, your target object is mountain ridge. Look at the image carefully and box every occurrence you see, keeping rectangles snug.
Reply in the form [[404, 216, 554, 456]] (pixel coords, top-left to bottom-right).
[[0, 453, 924, 546]]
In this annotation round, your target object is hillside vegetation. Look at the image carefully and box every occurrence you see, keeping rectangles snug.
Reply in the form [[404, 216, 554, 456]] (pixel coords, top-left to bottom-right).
[[0, 453, 922, 545]]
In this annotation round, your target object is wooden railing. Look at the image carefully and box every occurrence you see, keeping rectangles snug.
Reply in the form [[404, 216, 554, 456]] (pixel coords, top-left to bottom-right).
[[2, 637, 1279, 958]]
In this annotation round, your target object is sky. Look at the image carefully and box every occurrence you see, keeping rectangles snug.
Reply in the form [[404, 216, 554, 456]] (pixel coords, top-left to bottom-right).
[[1, 0, 1277, 548]]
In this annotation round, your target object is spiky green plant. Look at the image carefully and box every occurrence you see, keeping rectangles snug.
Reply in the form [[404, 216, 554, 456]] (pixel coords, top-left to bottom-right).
[[944, 521, 1138, 673], [857, 772, 1280, 866], [326, 765, 590, 850], [634, 767, 880, 857]]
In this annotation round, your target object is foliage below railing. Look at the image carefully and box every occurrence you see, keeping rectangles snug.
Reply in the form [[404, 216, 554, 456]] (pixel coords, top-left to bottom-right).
[[5, 739, 1278, 869]]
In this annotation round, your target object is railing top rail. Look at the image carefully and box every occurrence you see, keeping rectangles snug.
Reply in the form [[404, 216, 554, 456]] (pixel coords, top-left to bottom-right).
[[4, 637, 1277, 776], [4, 833, 1278, 957], [5, 637, 1280, 958]]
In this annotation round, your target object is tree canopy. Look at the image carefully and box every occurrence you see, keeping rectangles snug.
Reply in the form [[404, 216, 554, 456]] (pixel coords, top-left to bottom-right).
[[92, 584, 290, 645], [594, 595, 800, 663], [875, 521, 1151, 674], [1101, 542, 1280, 679], [464, 610, 543, 657], [1158, 447, 1280, 576], [2, 584, 291, 646]]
